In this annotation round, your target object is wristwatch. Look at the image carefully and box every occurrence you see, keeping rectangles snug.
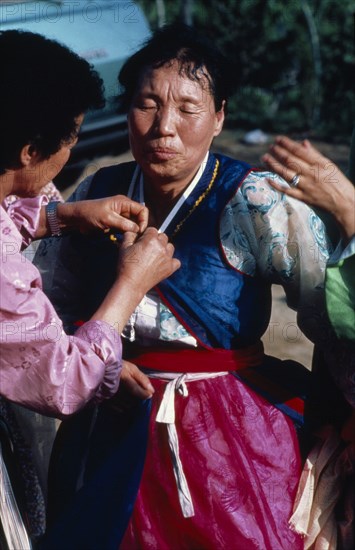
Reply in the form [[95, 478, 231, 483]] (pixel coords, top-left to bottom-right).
[[46, 201, 62, 236]]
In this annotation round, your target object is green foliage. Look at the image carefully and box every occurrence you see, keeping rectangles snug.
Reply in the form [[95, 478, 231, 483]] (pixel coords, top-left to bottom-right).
[[137, 0, 354, 140]]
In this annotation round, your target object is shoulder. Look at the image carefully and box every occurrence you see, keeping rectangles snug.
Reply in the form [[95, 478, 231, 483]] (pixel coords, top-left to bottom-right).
[[214, 152, 251, 180], [238, 170, 287, 211], [87, 161, 137, 200], [68, 161, 137, 202]]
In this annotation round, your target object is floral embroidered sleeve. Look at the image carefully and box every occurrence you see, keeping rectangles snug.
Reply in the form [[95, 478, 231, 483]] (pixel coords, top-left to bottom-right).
[[220, 170, 331, 343]]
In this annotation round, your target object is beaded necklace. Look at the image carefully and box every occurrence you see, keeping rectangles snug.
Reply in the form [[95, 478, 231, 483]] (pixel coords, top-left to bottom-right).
[[105, 155, 219, 243], [170, 158, 219, 239]]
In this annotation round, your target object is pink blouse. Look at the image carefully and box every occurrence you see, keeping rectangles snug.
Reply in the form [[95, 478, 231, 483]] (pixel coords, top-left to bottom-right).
[[0, 197, 122, 418]]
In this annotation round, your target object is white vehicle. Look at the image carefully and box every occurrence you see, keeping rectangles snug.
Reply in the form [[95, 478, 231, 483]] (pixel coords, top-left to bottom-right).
[[0, 0, 151, 155]]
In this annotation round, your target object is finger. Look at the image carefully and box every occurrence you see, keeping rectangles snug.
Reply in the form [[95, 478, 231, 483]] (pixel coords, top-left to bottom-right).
[[109, 214, 140, 233], [166, 242, 175, 257], [142, 226, 159, 237], [157, 232, 169, 245], [171, 258, 181, 272], [263, 148, 310, 187], [132, 368, 155, 395], [266, 177, 303, 199], [261, 153, 295, 182], [268, 144, 307, 177], [138, 209, 149, 233], [121, 230, 138, 249], [122, 360, 155, 394], [122, 201, 149, 232], [302, 139, 312, 150], [274, 135, 324, 166], [123, 372, 154, 399]]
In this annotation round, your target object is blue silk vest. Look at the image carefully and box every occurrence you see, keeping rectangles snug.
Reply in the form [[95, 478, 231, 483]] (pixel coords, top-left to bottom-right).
[[82, 153, 272, 350]]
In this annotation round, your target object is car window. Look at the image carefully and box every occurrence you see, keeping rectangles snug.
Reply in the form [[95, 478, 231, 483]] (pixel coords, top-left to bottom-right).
[[0, 0, 151, 154]]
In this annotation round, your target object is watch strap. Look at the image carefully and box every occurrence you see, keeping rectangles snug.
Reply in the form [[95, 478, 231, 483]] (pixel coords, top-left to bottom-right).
[[46, 201, 62, 236]]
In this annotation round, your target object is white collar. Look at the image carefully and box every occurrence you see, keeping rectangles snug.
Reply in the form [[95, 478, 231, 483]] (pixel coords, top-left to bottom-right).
[[127, 152, 210, 233]]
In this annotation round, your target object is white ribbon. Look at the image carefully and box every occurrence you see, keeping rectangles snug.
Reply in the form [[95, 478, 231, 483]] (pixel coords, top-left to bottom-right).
[[127, 152, 210, 234], [148, 370, 228, 518]]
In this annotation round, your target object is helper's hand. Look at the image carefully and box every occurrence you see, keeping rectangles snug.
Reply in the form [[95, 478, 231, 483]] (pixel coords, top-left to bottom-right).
[[262, 136, 355, 238], [117, 227, 181, 296], [120, 360, 154, 400], [90, 227, 180, 331], [105, 360, 154, 413], [57, 195, 149, 234]]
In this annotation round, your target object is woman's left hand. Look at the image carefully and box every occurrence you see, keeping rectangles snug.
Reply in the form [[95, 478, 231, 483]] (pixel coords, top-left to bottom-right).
[[106, 360, 154, 413], [120, 360, 155, 400], [261, 135, 355, 239], [57, 195, 149, 235]]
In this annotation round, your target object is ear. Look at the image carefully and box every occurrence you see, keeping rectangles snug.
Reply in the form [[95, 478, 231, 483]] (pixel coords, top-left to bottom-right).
[[213, 100, 225, 137], [19, 144, 39, 167]]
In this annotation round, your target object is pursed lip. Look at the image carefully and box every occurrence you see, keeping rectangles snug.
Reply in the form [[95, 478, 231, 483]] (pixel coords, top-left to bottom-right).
[[145, 146, 178, 160]]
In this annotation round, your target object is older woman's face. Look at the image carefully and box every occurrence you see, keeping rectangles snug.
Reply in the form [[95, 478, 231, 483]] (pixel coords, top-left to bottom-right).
[[128, 62, 224, 190]]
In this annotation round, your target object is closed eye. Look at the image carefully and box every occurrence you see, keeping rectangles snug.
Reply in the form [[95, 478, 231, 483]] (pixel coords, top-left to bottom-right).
[[180, 103, 200, 114], [135, 100, 158, 111]]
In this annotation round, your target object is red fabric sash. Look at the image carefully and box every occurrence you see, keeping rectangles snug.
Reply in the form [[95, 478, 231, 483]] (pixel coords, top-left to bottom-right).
[[130, 341, 264, 374]]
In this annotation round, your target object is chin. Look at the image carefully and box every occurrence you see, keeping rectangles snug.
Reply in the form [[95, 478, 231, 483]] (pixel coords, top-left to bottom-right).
[[144, 160, 179, 179], [19, 190, 42, 199]]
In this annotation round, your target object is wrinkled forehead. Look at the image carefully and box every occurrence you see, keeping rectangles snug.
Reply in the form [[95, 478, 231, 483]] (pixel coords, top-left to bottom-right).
[[136, 59, 213, 96]]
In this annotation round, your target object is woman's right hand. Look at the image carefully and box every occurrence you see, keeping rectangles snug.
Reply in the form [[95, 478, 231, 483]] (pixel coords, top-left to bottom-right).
[[117, 227, 181, 296], [91, 227, 180, 332]]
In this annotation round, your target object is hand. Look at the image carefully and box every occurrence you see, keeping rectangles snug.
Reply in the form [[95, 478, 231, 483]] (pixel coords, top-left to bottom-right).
[[58, 195, 149, 234], [262, 136, 355, 238], [117, 227, 181, 296], [104, 360, 154, 413], [120, 360, 154, 399], [90, 227, 180, 331]]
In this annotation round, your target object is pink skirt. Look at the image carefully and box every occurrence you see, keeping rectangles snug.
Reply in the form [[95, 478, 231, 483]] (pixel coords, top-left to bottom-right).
[[120, 373, 303, 550]]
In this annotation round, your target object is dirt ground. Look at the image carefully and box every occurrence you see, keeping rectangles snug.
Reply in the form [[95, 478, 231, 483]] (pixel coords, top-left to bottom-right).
[[63, 129, 351, 370]]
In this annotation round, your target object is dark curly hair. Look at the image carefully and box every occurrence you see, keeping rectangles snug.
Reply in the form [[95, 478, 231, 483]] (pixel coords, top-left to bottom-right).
[[0, 30, 104, 174], [118, 23, 235, 113]]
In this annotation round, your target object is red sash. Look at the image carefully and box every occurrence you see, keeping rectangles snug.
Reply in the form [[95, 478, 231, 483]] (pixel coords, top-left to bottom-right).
[[130, 341, 264, 373]]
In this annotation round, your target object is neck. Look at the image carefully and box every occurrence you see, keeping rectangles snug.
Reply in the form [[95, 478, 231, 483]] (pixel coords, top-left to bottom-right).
[[140, 153, 210, 228], [0, 171, 15, 203], [144, 184, 185, 228]]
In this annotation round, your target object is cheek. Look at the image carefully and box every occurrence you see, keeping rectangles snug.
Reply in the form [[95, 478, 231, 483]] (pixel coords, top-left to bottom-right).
[[46, 151, 70, 179], [180, 119, 215, 145], [129, 111, 151, 135]]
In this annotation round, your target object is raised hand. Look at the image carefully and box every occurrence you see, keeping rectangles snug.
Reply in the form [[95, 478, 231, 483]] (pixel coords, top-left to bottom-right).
[[262, 135, 355, 238]]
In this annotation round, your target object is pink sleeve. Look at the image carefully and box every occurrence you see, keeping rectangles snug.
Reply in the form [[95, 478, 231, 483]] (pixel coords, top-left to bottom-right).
[[0, 243, 122, 418], [4, 196, 48, 248]]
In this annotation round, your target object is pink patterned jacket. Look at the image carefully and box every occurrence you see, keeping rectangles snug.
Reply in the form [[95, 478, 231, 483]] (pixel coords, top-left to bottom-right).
[[0, 196, 121, 418]]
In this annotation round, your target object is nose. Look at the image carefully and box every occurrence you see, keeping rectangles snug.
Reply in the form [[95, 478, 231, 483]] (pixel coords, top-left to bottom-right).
[[154, 106, 176, 136]]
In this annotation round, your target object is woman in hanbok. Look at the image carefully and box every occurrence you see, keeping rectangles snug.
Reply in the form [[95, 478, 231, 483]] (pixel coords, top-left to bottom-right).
[[37, 24, 335, 550]]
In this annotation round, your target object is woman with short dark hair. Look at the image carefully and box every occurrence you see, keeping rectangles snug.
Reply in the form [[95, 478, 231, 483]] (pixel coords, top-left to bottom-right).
[[38, 23, 335, 550], [0, 28, 179, 415]]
